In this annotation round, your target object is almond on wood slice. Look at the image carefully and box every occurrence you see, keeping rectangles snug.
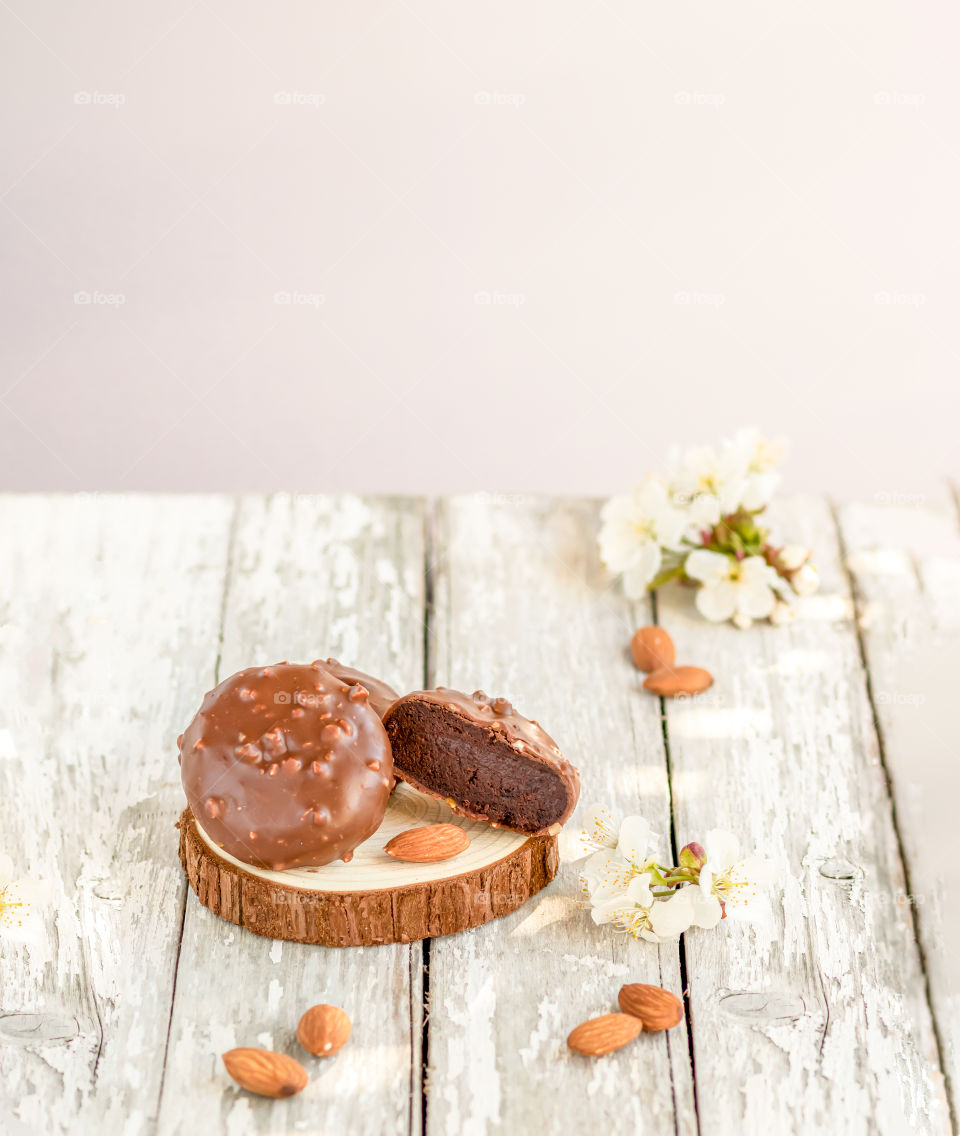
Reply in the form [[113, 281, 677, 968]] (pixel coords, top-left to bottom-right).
[[221, 1048, 308, 1098], [630, 626, 676, 673], [384, 824, 470, 862], [297, 1004, 352, 1057], [643, 665, 713, 697], [618, 983, 684, 1030], [567, 1012, 644, 1056]]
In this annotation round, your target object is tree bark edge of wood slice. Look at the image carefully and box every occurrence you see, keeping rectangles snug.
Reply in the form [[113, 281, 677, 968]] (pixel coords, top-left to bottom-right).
[[177, 807, 560, 947]]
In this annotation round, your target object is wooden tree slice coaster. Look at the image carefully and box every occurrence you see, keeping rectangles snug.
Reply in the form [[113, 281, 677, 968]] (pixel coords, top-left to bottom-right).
[[178, 783, 559, 947]]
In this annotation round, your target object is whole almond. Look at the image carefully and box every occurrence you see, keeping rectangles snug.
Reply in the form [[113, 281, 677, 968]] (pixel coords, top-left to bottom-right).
[[297, 1004, 352, 1057], [618, 983, 684, 1030], [221, 1048, 308, 1098], [631, 626, 676, 672], [643, 665, 713, 698], [385, 824, 470, 862], [567, 1012, 644, 1056]]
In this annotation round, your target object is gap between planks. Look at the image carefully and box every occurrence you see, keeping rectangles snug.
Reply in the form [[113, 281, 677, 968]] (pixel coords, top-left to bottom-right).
[[419, 497, 436, 1136], [650, 589, 701, 1136], [832, 501, 950, 1118], [154, 495, 428, 1136], [831, 486, 958, 1126]]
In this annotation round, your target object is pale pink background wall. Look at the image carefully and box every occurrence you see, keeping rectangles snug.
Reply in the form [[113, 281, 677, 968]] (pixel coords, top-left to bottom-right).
[[1, 2, 957, 498]]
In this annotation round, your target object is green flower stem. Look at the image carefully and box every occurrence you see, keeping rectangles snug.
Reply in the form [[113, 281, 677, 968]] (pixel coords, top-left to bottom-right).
[[647, 563, 686, 592], [661, 869, 699, 884], [644, 865, 673, 888], [645, 864, 700, 889]]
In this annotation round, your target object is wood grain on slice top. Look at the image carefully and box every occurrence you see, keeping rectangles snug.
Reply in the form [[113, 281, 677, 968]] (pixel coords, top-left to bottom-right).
[[177, 780, 558, 946]]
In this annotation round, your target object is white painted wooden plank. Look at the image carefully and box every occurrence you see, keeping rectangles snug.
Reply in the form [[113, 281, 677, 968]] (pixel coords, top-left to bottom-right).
[[839, 486, 960, 1118], [158, 494, 426, 1136], [0, 494, 235, 1136], [426, 496, 696, 1136], [656, 495, 951, 1135]]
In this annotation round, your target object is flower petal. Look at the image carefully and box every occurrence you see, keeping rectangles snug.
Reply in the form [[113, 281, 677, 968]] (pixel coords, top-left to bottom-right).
[[624, 873, 654, 909], [685, 884, 723, 929], [723, 891, 775, 925], [686, 493, 721, 528], [621, 543, 661, 598], [685, 549, 731, 584], [7, 878, 52, 906], [736, 855, 778, 888], [0, 877, 50, 944], [647, 890, 695, 939], [616, 815, 655, 867], [591, 899, 625, 925], [737, 578, 776, 619], [696, 580, 738, 622], [740, 472, 780, 511], [584, 852, 635, 902], [591, 892, 641, 928], [581, 803, 619, 852], [704, 829, 740, 872]]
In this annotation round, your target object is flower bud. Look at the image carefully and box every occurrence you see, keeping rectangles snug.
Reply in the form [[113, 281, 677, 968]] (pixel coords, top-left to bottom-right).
[[679, 842, 706, 871], [792, 564, 819, 596], [779, 544, 809, 571], [770, 600, 796, 626], [732, 612, 752, 630]]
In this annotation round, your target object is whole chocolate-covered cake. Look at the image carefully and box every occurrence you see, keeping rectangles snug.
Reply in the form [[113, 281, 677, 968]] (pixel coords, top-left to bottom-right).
[[179, 662, 393, 870], [382, 688, 579, 835]]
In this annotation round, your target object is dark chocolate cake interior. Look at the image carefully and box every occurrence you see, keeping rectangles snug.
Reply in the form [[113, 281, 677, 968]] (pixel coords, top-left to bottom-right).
[[386, 699, 568, 831]]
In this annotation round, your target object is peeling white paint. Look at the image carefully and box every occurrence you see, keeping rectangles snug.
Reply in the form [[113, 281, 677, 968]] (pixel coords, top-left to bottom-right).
[[2, 493, 950, 1135]]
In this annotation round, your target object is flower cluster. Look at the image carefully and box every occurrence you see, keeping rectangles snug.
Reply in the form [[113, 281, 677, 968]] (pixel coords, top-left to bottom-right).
[[599, 428, 819, 627], [577, 805, 774, 942]]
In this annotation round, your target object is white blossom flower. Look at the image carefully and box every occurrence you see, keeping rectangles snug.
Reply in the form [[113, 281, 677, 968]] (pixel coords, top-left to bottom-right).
[[724, 428, 784, 511], [668, 443, 742, 521], [791, 564, 820, 596], [0, 854, 50, 945], [578, 805, 658, 865], [591, 877, 695, 942], [582, 850, 637, 904], [590, 872, 654, 927], [669, 429, 784, 519], [685, 550, 781, 623], [686, 829, 775, 925], [578, 807, 660, 903], [599, 481, 688, 598], [578, 803, 620, 854], [599, 429, 809, 628]]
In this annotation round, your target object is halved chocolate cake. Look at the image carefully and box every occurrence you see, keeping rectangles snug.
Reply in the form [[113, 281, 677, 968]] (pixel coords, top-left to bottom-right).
[[382, 688, 579, 835]]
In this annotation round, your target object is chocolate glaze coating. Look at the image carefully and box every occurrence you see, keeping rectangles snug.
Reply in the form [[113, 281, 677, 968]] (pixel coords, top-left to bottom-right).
[[383, 688, 580, 835], [179, 662, 393, 870], [318, 658, 399, 719]]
